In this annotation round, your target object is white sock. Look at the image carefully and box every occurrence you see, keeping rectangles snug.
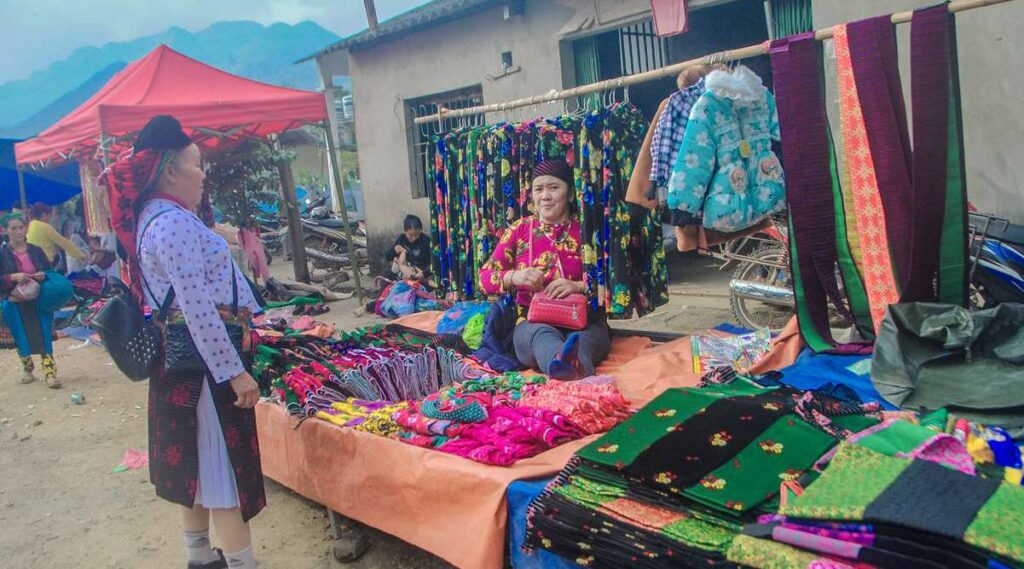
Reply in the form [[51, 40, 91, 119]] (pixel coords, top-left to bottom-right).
[[225, 546, 256, 569], [184, 529, 221, 565]]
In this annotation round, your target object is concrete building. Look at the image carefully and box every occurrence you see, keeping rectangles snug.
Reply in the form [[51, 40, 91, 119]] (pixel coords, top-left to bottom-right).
[[301, 0, 1024, 273]]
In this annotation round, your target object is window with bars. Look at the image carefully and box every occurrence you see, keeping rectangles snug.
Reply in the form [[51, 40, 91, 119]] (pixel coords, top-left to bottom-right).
[[619, 21, 670, 75], [405, 86, 484, 199], [572, 20, 672, 114]]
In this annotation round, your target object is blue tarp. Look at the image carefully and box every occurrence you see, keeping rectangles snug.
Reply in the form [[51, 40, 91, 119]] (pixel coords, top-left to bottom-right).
[[775, 348, 897, 409], [508, 478, 582, 569], [0, 139, 81, 210]]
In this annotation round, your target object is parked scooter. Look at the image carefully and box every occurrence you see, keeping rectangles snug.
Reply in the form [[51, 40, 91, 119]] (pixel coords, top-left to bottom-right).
[[301, 206, 368, 270], [968, 212, 1024, 307]]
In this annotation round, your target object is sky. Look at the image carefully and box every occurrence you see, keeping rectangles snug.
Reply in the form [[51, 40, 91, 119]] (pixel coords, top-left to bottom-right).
[[0, 0, 431, 83]]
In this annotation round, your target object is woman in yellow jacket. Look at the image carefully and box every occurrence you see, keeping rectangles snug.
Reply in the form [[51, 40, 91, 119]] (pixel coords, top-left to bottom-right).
[[27, 203, 86, 266]]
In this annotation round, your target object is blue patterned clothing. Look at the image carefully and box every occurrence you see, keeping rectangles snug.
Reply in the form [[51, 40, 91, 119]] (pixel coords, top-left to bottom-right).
[[667, 67, 786, 232]]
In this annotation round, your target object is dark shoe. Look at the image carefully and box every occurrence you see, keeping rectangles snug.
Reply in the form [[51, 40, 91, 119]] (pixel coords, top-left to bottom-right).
[[187, 548, 227, 569], [331, 529, 370, 563]]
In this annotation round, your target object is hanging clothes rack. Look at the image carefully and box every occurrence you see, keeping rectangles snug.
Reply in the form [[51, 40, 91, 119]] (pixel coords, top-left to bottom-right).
[[413, 0, 1016, 126]]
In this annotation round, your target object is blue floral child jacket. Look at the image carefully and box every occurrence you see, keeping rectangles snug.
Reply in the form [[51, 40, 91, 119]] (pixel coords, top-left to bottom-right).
[[666, 66, 785, 232]]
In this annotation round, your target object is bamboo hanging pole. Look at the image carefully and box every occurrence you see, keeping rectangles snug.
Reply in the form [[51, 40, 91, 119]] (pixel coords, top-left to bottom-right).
[[413, 0, 1017, 125]]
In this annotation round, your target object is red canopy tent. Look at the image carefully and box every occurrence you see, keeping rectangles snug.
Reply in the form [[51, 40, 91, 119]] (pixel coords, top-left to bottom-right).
[[15, 44, 328, 167], [14, 45, 361, 295]]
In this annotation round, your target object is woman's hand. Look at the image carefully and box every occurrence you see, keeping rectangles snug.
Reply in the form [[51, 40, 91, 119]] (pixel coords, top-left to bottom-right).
[[394, 245, 407, 255], [9, 273, 28, 284], [229, 372, 260, 409], [512, 268, 546, 292], [545, 278, 582, 299], [31, 272, 46, 282]]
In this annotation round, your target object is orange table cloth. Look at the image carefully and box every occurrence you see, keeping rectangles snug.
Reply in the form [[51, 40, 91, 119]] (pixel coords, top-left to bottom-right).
[[256, 313, 801, 569]]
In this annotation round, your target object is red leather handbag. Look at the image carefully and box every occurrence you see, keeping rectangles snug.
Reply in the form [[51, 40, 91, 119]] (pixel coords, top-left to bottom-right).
[[525, 219, 588, 330], [528, 291, 587, 330]]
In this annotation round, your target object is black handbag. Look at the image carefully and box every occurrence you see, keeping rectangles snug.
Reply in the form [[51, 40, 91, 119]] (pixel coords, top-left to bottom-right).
[[156, 268, 249, 375], [91, 211, 174, 381]]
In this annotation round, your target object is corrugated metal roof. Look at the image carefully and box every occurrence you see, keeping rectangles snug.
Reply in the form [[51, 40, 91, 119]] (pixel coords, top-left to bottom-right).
[[296, 0, 503, 63]]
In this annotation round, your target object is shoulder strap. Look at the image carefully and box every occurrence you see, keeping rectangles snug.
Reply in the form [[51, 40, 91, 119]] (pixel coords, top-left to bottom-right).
[[136, 208, 177, 314]]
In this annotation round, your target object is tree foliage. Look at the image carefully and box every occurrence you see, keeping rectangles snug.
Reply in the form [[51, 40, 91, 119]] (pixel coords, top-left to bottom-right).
[[204, 140, 294, 228]]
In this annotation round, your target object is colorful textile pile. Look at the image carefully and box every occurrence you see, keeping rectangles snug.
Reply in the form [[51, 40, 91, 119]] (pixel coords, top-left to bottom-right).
[[429, 104, 668, 319], [518, 377, 633, 435], [316, 399, 410, 437], [524, 384, 880, 567], [275, 346, 490, 416], [394, 374, 635, 466], [728, 443, 1024, 568]]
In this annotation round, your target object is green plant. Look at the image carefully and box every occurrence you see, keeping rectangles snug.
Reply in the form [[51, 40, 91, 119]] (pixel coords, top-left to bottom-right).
[[204, 141, 295, 228]]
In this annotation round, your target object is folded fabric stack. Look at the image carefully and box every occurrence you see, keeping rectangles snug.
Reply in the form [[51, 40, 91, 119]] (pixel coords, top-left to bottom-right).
[[315, 399, 410, 437], [518, 376, 633, 435], [524, 383, 880, 568], [727, 443, 1024, 569], [395, 375, 635, 466], [276, 346, 490, 415]]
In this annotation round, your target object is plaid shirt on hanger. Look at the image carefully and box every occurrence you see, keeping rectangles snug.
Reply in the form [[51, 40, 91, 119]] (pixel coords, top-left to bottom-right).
[[649, 77, 706, 189]]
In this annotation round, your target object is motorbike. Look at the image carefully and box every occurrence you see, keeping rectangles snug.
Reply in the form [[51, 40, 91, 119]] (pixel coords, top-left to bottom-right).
[[723, 210, 1024, 331], [968, 212, 1024, 307], [300, 205, 368, 270]]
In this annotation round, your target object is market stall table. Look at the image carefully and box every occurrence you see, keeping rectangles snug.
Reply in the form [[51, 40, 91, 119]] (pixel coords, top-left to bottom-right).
[[255, 312, 779, 569]]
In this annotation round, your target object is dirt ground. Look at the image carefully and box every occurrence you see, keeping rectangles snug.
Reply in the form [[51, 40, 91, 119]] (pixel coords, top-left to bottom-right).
[[0, 251, 733, 568]]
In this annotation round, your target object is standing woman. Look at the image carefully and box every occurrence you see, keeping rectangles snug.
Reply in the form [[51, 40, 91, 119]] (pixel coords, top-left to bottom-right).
[[100, 115, 264, 569], [0, 213, 61, 387], [478, 159, 611, 380]]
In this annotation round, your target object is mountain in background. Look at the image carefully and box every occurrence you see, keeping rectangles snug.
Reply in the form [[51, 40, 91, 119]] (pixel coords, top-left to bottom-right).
[[0, 20, 340, 136], [0, 62, 127, 139]]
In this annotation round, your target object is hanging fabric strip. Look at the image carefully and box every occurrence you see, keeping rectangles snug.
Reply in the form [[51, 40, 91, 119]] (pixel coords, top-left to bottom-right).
[[770, 33, 869, 352], [847, 16, 915, 298], [834, 24, 901, 333], [910, 4, 969, 306]]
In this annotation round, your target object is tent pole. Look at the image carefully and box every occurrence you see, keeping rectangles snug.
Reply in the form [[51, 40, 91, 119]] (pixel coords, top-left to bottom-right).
[[276, 149, 311, 284], [16, 166, 28, 210], [322, 120, 364, 304]]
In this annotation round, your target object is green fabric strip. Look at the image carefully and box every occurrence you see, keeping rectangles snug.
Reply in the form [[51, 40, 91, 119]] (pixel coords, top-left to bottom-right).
[[828, 124, 874, 338], [787, 210, 834, 352], [780, 443, 909, 520], [938, 36, 968, 306], [553, 480, 621, 509], [683, 414, 838, 516], [679, 411, 880, 517], [576, 384, 765, 466], [853, 419, 937, 457], [660, 517, 736, 552], [728, 534, 822, 569], [963, 482, 1024, 564]]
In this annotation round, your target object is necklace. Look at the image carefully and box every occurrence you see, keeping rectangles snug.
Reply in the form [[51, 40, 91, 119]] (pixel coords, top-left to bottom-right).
[[539, 220, 571, 246]]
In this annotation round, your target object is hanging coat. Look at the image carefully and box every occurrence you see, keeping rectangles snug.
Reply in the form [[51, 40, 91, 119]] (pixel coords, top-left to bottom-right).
[[667, 66, 785, 233]]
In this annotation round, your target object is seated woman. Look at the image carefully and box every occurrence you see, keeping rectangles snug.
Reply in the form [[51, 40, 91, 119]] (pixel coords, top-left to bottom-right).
[[0, 213, 61, 388], [478, 160, 610, 380], [383, 214, 433, 286], [27, 202, 86, 270], [359, 214, 436, 316]]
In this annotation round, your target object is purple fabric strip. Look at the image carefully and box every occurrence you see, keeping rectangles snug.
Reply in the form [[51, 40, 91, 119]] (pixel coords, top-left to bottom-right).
[[847, 17, 915, 297], [906, 5, 950, 302], [770, 34, 852, 349], [773, 526, 864, 560]]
